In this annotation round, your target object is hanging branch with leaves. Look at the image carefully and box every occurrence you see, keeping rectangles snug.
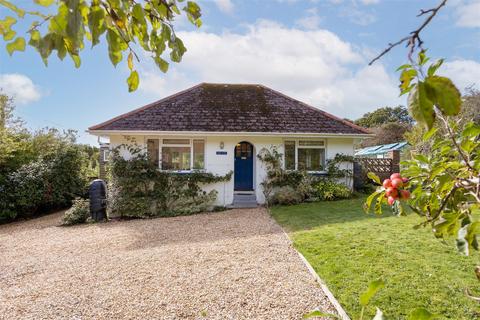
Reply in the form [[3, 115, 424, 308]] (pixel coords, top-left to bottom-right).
[[0, 0, 202, 91]]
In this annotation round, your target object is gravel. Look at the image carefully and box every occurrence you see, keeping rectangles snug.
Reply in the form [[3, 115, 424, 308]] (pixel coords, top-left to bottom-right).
[[0, 208, 336, 319]]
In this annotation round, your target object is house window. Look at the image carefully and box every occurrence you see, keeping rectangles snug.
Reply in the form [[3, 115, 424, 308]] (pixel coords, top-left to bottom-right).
[[284, 140, 326, 172], [147, 139, 159, 166], [147, 138, 205, 171], [284, 141, 295, 170], [102, 149, 111, 162], [193, 139, 205, 169]]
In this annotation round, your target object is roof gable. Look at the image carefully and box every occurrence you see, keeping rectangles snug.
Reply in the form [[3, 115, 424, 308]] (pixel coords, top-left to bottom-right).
[[89, 83, 370, 135]]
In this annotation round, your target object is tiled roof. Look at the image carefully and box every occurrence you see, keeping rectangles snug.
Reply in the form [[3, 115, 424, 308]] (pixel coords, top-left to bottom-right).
[[89, 83, 370, 135]]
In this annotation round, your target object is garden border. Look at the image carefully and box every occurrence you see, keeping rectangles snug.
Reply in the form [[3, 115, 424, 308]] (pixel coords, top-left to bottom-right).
[[279, 227, 351, 320]]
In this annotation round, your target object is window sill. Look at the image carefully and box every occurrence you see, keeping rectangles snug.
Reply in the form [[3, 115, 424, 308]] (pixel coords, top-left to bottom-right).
[[159, 169, 206, 174]]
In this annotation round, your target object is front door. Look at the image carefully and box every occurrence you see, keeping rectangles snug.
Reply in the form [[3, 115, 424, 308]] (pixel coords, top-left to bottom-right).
[[234, 142, 254, 191]]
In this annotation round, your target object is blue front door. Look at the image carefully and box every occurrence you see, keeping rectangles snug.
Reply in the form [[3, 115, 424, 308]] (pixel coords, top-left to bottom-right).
[[234, 142, 254, 191]]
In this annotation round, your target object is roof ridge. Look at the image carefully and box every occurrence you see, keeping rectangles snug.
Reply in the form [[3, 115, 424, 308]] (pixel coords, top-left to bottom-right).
[[88, 83, 204, 131], [258, 84, 371, 135]]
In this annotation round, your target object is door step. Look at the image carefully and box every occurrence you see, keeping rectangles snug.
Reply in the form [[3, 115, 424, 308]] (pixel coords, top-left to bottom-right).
[[228, 192, 258, 209]]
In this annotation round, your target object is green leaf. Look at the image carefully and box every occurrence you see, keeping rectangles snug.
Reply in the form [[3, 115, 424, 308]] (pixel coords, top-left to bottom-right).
[[154, 56, 169, 73], [303, 310, 340, 319], [6, 37, 25, 55], [408, 82, 435, 129], [364, 189, 383, 214], [88, 5, 106, 47], [407, 308, 438, 320], [424, 76, 461, 116], [127, 52, 133, 70], [422, 127, 437, 141], [367, 172, 381, 185], [34, 0, 54, 6], [127, 70, 139, 92], [359, 278, 385, 306], [0, 0, 25, 17], [427, 59, 443, 77], [0, 16, 17, 40], [399, 69, 417, 92]]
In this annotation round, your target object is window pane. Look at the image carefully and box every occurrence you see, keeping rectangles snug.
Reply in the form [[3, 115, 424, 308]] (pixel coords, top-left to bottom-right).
[[298, 140, 324, 146], [162, 147, 191, 170], [284, 141, 295, 170], [163, 139, 190, 145], [147, 139, 159, 166], [298, 148, 325, 171], [193, 140, 204, 169]]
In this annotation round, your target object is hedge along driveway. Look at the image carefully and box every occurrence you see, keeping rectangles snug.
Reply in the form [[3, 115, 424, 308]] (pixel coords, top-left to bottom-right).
[[0, 208, 336, 319]]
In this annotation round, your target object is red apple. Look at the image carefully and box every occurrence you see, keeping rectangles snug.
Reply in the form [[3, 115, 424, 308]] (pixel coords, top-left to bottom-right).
[[383, 179, 392, 189], [400, 189, 411, 199], [386, 187, 398, 198], [402, 177, 409, 183], [390, 173, 401, 180], [387, 196, 396, 206], [391, 178, 404, 188]]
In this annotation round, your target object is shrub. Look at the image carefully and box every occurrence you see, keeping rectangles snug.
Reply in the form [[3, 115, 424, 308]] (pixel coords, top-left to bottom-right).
[[270, 186, 303, 205], [314, 180, 352, 201], [62, 198, 90, 225]]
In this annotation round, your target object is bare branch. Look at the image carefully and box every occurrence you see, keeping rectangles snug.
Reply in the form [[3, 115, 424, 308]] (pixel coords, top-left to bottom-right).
[[369, 0, 448, 65]]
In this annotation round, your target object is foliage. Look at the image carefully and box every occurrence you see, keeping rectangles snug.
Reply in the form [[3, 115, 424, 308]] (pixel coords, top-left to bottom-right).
[[405, 88, 480, 154], [355, 106, 413, 128], [271, 198, 480, 319], [0, 95, 94, 222], [257, 147, 313, 206], [258, 148, 354, 205], [360, 122, 410, 148], [1, 145, 89, 221], [62, 198, 90, 225], [269, 186, 303, 206], [107, 144, 231, 218], [366, 53, 480, 256], [0, 0, 201, 91], [313, 180, 352, 201]]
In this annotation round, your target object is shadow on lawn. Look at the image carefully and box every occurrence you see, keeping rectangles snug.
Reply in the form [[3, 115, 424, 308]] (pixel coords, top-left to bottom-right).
[[270, 197, 394, 232]]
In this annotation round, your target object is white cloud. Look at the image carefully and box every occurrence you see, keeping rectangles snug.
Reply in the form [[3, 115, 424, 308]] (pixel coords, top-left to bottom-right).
[[358, 0, 380, 5], [139, 20, 404, 119], [455, 0, 480, 28], [214, 0, 234, 14], [295, 8, 322, 30], [442, 59, 480, 91], [0, 74, 42, 105], [339, 6, 376, 25]]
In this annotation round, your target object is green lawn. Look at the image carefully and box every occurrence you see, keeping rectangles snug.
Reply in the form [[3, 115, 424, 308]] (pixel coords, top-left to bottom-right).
[[270, 198, 480, 319]]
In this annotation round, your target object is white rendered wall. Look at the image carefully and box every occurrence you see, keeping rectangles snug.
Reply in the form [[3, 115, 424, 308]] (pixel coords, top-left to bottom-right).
[[107, 134, 355, 204]]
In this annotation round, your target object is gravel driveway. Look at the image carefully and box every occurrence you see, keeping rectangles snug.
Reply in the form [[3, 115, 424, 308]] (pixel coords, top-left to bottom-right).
[[0, 208, 335, 319]]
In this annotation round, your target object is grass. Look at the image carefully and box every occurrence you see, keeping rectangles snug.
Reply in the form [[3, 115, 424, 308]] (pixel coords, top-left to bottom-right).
[[270, 197, 480, 319]]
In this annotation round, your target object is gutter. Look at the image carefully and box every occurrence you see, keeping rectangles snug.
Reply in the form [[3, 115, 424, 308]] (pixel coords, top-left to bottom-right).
[[86, 130, 374, 139]]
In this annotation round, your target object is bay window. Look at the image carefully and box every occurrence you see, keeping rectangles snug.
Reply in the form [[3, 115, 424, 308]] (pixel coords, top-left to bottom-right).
[[147, 138, 205, 171], [284, 140, 326, 172]]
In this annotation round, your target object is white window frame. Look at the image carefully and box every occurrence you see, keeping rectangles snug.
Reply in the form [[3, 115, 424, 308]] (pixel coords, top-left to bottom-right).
[[154, 138, 206, 172], [102, 149, 110, 162], [283, 139, 327, 173]]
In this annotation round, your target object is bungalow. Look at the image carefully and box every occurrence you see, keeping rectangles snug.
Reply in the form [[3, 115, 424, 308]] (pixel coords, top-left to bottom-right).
[[88, 83, 370, 206]]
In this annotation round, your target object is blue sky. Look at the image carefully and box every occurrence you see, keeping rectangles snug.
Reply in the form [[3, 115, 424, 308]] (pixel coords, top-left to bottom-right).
[[1, 0, 479, 145]]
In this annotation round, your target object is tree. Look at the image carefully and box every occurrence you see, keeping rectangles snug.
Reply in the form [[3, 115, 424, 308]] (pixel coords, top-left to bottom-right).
[[0, 0, 202, 91], [355, 106, 413, 128], [360, 122, 409, 148], [405, 88, 480, 154]]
